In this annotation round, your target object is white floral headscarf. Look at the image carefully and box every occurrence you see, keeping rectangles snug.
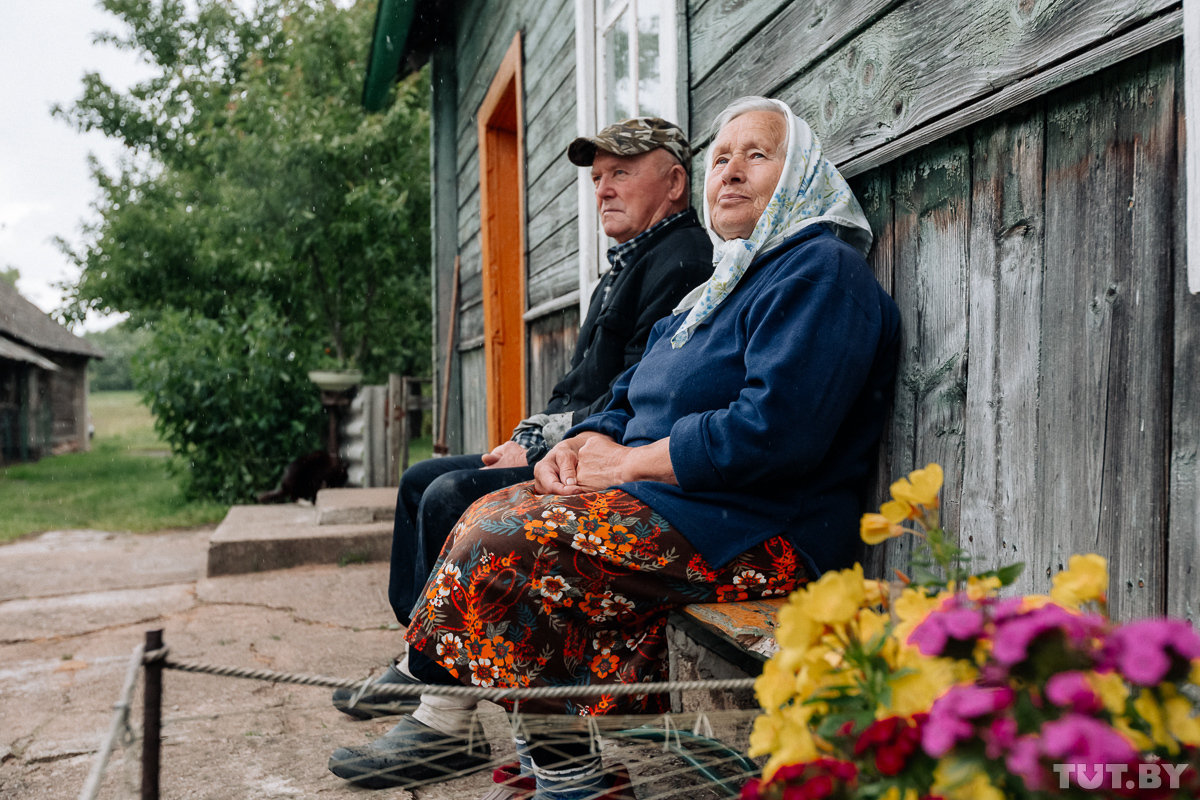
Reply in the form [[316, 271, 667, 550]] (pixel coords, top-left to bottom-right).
[[670, 99, 872, 348]]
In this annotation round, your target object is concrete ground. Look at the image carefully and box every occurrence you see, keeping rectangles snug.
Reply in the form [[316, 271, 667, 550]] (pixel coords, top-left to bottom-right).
[[0, 527, 755, 800]]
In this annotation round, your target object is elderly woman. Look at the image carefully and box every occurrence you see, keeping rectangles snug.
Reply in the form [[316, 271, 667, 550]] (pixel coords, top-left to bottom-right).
[[330, 97, 900, 798]]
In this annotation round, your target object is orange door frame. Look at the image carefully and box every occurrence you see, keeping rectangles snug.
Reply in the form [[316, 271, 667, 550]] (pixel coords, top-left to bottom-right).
[[477, 32, 527, 450]]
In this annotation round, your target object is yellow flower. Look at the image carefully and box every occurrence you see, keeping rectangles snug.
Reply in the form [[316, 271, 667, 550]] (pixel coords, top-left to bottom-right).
[[755, 657, 796, 710], [932, 758, 1005, 800], [1050, 554, 1108, 608], [882, 788, 919, 800], [965, 575, 1002, 601], [776, 593, 821, 651], [1134, 690, 1177, 754], [885, 646, 959, 716], [890, 463, 943, 509], [893, 586, 947, 644], [1113, 715, 1153, 750], [805, 564, 866, 626], [751, 709, 820, 778], [1020, 594, 1054, 611], [1087, 671, 1129, 715], [860, 513, 905, 545], [863, 578, 888, 607], [1163, 684, 1200, 746], [1191, 659, 1200, 687]]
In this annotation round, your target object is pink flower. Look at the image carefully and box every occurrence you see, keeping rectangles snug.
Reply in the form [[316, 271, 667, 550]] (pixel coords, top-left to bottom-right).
[[922, 685, 1015, 757], [909, 602, 985, 657], [1044, 671, 1102, 713], [984, 716, 1017, 759], [990, 604, 1105, 666], [1005, 734, 1044, 790], [1040, 713, 1138, 767], [1102, 618, 1200, 686]]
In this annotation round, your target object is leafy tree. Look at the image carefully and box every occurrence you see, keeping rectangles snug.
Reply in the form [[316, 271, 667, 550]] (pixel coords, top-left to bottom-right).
[[0, 265, 19, 287], [55, 0, 431, 500], [85, 321, 151, 391]]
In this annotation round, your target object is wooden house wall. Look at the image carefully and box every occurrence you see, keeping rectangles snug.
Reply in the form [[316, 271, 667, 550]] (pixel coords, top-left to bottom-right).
[[441, 0, 580, 453], [847, 43, 1198, 623], [47, 355, 89, 453]]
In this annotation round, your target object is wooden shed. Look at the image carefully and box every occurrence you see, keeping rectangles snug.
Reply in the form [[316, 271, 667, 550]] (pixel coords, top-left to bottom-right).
[[0, 280, 103, 464], [364, 0, 1200, 621]]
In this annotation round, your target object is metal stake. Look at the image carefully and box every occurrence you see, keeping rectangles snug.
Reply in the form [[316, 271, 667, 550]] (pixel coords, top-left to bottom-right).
[[141, 629, 163, 800]]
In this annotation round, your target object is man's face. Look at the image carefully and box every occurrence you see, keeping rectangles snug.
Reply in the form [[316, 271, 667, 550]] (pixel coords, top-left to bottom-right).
[[591, 149, 683, 244]]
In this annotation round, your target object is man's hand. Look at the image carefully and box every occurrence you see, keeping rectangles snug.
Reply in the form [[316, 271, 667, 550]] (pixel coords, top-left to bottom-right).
[[534, 432, 612, 495], [480, 440, 529, 469]]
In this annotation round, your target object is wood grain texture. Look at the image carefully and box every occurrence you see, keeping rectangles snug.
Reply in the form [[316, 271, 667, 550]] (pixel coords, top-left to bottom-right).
[[527, 307, 581, 412], [960, 107, 1047, 592], [1168, 51, 1200, 621], [891, 138, 971, 541], [848, 167, 898, 579], [459, 346, 490, 454], [692, 0, 1178, 164], [691, 0, 900, 126], [688, 0, 795, 86], [1038, 51, 1174, 620]]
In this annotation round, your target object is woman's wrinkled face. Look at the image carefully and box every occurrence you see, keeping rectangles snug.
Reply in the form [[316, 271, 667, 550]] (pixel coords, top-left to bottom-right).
[[705, 110, 788, 241]]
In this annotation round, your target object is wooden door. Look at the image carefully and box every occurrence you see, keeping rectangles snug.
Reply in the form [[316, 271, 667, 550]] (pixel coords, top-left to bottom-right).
[[477, 34, 527, 449]]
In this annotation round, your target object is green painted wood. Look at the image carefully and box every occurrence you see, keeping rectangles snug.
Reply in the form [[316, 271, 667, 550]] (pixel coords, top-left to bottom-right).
[[960, 106, 1046, 593], [688, 0, 797, 87]]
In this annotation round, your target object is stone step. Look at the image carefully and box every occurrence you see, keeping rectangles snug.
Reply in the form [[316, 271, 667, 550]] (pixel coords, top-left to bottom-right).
[[315, 487, 397, 525], [206, 504, 392, 577]]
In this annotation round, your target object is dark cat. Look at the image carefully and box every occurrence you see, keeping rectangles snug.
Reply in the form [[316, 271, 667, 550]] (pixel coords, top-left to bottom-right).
[[257, 451, 350, 504]]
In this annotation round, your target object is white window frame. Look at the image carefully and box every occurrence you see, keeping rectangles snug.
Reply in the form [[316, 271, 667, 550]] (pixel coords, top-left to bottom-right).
[[574, 0, 688, 320]]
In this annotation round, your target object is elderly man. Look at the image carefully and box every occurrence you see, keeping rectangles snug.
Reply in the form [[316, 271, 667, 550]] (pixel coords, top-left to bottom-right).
[[327, 118, 712, 790]]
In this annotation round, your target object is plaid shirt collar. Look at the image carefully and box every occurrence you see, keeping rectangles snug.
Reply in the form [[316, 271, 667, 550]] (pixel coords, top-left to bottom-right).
[[605, 208, 699, 276]]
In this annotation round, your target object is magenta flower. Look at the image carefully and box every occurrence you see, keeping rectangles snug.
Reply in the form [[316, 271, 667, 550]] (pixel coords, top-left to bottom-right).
[[1040, 713, 1137, 766], [1103, 618, 1200, 686], [1005, 734, 1044, 790], [922, 685, 1015, 757], [909, 603, 985, 657], [990, 604, 1105, 666], [984, 715, 1017, 759], [1044, 671, 1102, 713]]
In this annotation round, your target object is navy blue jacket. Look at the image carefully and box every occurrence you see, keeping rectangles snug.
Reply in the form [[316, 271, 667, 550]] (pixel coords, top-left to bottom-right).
[[568, 224, 901, 575]]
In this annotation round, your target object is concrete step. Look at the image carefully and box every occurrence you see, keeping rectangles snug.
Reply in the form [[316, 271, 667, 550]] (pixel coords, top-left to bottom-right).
[[315, 487, 397, 525], [206, 505, 392, 577]]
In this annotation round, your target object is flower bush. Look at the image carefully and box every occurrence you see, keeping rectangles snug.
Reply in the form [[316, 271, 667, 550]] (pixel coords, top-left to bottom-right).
[[745, 464, 1200, 800]]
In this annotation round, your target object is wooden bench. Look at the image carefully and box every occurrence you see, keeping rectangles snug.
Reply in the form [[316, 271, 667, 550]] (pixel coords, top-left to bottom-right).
[[670, 599, 785, 675]]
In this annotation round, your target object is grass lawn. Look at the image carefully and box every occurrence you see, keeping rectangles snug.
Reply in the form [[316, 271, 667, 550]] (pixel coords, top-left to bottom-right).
[[0, 391, 228, 543]]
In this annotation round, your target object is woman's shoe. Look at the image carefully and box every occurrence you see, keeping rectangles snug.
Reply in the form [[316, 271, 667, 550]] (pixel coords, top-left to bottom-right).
[[331, 662, 421, 719], [328, 713, 492, 788], [477, 762, 536, 800]]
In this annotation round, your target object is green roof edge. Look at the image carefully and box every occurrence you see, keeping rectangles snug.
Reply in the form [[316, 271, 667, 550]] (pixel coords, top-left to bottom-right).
[[362, 0, 419, 112]]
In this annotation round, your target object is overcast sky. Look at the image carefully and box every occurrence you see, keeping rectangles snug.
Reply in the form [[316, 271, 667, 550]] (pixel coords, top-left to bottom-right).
[[0, 1, 154, 332]]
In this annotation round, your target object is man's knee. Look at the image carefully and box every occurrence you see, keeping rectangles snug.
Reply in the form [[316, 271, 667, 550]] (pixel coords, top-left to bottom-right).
[[423, 469, 487, 511]]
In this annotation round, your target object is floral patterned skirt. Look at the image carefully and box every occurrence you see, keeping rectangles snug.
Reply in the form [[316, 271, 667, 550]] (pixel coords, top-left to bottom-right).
[[405, 482, 809, 715]]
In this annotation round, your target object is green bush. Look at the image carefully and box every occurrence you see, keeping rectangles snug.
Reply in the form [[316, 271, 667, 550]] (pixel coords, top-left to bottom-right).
[[134, 306, 323, 503]]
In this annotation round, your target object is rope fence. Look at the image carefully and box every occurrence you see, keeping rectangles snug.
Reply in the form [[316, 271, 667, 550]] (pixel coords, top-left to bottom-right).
[[78, 629, 766, 800]]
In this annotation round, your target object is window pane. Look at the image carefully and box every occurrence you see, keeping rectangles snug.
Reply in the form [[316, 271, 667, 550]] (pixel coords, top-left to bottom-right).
[[604, 8, 633, 121], [636, 0, 663, 118]]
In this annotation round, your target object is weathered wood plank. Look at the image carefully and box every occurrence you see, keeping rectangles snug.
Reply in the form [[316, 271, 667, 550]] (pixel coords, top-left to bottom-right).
[[840, 9, 1183, 179], [527, 222, 581, 307], [1038, 51, 1175, 621], [848, 166, 897, 579], [692, 0, 1178, 165], [890, 138, 971, 543], [690, 0, 901, 120], [528, 153, 578, 220], [960, 106, 1046, 593], [527, 179, 578, 255], [527, 306, 581, 412], [688, 0, 796, 87], [1168, 49, 1200, 622], [459, 346, 490, 454], [525, 74, 577, 186]]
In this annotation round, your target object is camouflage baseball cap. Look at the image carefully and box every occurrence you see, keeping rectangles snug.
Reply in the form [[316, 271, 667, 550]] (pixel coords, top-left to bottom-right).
[[568, 117, 691, 167]]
